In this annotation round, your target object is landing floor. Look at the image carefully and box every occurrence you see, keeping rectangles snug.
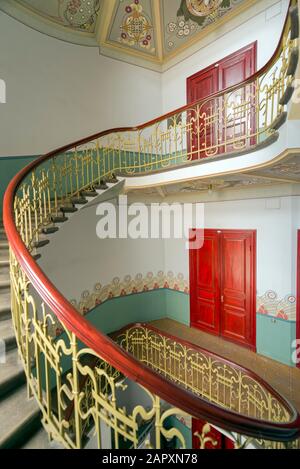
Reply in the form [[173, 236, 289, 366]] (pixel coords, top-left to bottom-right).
[[150, 318, 300, 413]]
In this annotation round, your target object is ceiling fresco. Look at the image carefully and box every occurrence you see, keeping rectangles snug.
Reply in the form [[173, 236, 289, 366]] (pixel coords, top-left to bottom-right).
[[16, 0, 100, 32], [126, 154, 300, 198], [0, 0, 260, 69]]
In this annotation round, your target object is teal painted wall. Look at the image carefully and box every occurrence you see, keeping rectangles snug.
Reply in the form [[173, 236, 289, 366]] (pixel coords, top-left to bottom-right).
[[0, 156, 37, 217], [86, 289, 190, 335], [86, 291, 297, 367], [257, 314, 296, 366], [164, 416, 192, 449]]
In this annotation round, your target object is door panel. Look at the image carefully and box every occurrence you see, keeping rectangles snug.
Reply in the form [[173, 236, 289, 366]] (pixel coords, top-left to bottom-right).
[[221, 232, 255, 348], [187, 67, 219, 160], [219, 44, 257, 152], [190, 231, 220, 335], [190, 230, 256, 350]]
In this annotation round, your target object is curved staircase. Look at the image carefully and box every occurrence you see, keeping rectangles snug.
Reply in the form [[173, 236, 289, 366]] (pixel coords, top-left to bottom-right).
[[1, 1, 300, 449]]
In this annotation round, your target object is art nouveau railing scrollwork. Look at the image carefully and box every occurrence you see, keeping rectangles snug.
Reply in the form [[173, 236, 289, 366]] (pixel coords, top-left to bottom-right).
[[3, 0, 300, 450]]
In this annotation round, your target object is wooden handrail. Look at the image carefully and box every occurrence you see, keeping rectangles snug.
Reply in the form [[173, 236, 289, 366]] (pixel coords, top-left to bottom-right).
[[3, 0, 300, 443]]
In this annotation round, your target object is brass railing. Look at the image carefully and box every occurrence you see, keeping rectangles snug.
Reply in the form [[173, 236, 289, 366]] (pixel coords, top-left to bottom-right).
[[115, 324, 300, 450], [3, 1, 300, 450]]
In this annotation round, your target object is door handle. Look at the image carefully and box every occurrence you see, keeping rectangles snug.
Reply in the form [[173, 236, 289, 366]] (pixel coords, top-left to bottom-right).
[[221, 295, 224, 303]]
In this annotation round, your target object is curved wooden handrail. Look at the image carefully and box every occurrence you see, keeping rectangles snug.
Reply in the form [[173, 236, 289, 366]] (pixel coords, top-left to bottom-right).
[[3, 0, 300, 443]]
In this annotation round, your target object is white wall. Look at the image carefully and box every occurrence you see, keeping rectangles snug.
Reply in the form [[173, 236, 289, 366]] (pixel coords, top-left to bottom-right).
[[161, 0, 289, 112], [0, 12, 162, 157], [39, 199, 165, 302], [39, 194, 300, 304], [164, 196, 300, 298]]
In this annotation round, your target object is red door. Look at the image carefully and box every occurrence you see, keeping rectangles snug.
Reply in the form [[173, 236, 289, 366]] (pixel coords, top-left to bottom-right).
[[192, 419, 235, 450], [190, 230, 221, 336], [190, 230, 256, 350], [187, 42, 257, 158], [187, 67, 219, 159]]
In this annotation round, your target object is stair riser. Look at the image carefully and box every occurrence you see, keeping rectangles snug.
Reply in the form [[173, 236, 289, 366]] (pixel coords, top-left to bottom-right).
[[0, 411, 41, 449], [0, 311, 12, 322], [0, 372, 26, 400], [2, 337, 17, 353]]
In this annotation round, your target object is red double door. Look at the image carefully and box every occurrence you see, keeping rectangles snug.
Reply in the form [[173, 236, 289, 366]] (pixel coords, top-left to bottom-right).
[[190, 230, 256, 350], [187, 42, 257, 158]]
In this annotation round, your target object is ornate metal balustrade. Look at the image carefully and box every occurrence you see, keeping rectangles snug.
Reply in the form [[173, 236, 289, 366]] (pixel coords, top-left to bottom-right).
[[3, 0, 300, 451], [114, 324, 300, 450]]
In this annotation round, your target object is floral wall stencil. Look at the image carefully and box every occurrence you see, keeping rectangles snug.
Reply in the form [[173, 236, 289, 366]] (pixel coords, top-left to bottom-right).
[[71, 271, 189, 315], [257, 291, 296, 321]]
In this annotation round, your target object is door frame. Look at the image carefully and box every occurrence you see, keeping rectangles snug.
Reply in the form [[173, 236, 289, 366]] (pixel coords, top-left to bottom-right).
[[297, 231, 300, 368], [189, 229, 257, 351]]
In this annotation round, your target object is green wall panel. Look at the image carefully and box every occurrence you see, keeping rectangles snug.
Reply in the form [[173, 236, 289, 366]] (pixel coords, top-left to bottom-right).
[[86, 289, 190, 335], [256, 314, 296, 367], [0, 156, 37, 217]]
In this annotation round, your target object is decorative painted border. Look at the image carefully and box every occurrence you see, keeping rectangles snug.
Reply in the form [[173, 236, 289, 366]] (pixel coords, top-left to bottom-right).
[[71, 271, 190, 315], [70, 275, 296, 322], [257, 291, 296, 322]]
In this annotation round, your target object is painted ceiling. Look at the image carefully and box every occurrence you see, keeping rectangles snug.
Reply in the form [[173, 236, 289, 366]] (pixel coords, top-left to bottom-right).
[[126, 153, 300, 198], [0, 0, 256, 70]]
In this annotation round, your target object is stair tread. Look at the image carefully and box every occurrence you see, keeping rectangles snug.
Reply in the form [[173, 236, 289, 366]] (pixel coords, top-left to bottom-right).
[[0, 251, 9, 261], [0, 385, 39, 445], [0, 271, 9, 283], [0, 348, 23, 387], [0, 319, 14, 342], [0, 292, 11, 311], [22, 428, 63, 450]]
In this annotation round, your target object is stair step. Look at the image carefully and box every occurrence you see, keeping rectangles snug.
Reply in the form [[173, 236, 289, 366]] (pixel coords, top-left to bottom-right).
[[0, 279, 10, 290], [0, 292, 11, 321], [42, 227, 59, 235], [51, 216, 68, 224], [107, 174, 119, 184], [0, 319, 16, 351], [0, 259, 9, 269], [60, 206, 78, 214], [94, 180, 109, 191], [81, 190, 98, 198], [71, 197, 88, 206], [0, 267, 9, 283], [0, 249, 8, 260], [0, 385, 41, 449], [33, 239, 50, 249], [22, 428, 63, 449], [0, 241, 9, 250], [0, 349, 25, 399]]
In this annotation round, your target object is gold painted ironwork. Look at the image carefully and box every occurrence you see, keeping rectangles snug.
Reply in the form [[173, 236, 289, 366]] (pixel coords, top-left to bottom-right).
[[7, 0, 300, 450], [115, 325, 291, 424]]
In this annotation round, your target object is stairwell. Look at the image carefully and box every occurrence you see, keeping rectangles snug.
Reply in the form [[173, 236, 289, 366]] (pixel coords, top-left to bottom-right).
[[0, 222, 58, 449]]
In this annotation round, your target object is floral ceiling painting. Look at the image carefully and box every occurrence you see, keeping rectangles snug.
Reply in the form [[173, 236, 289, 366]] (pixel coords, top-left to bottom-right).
[[2, 0, 252, 67], [163, 0, 245, 53], [16, 0, 100, 32], [108, 0, 156, 55]]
